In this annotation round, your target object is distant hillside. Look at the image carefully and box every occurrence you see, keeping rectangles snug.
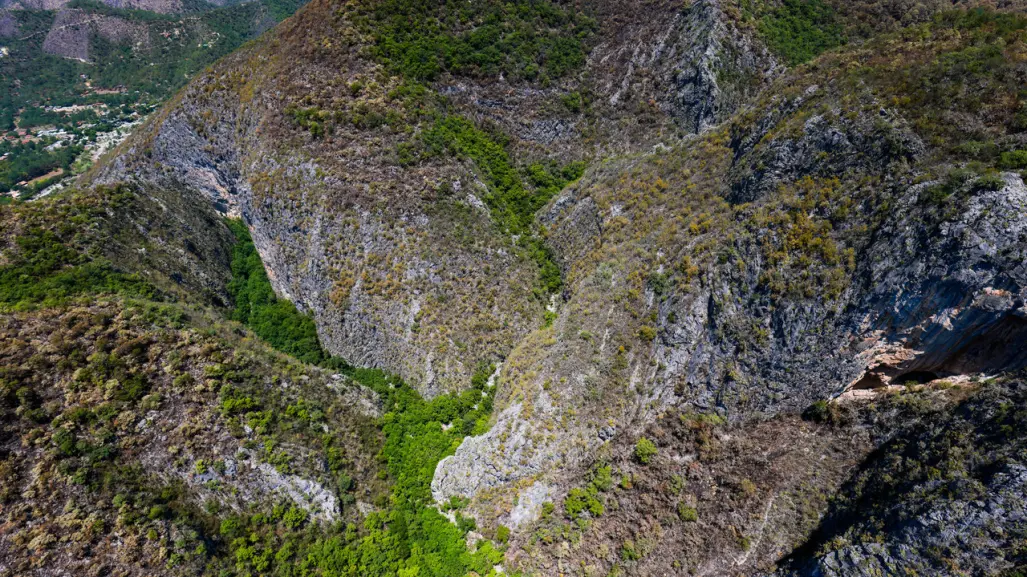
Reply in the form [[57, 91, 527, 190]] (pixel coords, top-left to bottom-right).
[[0, 0, 244, 15], [0, 0, 305, 199]]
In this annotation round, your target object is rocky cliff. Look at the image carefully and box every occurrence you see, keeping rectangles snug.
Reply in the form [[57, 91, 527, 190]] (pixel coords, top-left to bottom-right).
[[50, 0, 1027, 575], [434, 8, 1027, 542], [95, 0, 789, 396]]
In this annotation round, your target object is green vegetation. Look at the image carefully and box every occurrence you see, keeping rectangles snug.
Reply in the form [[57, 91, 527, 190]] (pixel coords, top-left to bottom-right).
[[414, 115, 584, 295], [16, 106, 99, 129], [999, 150, 1027, 170], [0, 139, 83, 192], [226, 219, 329, 365], [803, 400, 842, 425], [634, 438, 657, 465], [919, 167, 1006, 208], [219, 221, 511, 576], [564, 464, 612, 524], [299, 364, 504, 576], [744, 0, 845, 65], [209, 363, 509, 577], [418, 116, 581, 236], [353, 0, 596, 82], [677, 502, 698, 522], [0, 187, 157, 308], [750, 176, 854, 301], [496, 524, 511, 543]]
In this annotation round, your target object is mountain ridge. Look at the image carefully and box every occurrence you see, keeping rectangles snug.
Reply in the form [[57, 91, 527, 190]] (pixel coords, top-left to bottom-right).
[[4, 0, 1027, 575]]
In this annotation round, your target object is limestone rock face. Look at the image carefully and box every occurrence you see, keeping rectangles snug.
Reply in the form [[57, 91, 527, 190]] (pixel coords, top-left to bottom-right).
[[85, 0, 1027, 574], [850, 174, 1027, 389], [94, 9, 545, 397], [94, 0, 775, 397], [433, 60, 1027, 539]]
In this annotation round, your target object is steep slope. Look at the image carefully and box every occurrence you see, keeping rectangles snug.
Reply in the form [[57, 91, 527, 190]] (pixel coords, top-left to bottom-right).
[[432, 9, 1027, 550], [0, 179, 514, 577], [773, 378, 1027, 577], [0, 298, 385, 575], [94, 0, 788, 395], [53, 0, 1027, 576], [0, 182, 388, 575]]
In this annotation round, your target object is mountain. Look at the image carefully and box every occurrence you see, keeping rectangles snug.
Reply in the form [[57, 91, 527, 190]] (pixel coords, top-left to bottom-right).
[[2, 0, 1027, 576]]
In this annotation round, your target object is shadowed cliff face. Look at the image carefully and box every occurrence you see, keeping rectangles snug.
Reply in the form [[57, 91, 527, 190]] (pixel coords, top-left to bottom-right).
[[85, 1, 1027, 575], [770, 378, 1027, 577]]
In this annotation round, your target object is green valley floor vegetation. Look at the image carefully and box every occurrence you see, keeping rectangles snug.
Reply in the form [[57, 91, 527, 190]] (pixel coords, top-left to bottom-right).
[[0, 192, 513, 576], [226, 219, 329, 365], [222, 218, 512, 576], [218, 364, 509, 577]]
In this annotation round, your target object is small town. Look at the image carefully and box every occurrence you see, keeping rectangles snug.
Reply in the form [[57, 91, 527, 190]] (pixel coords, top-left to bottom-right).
[[1, 83, 150, 203]]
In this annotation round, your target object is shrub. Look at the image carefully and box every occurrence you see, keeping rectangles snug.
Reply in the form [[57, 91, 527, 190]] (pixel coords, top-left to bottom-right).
[[495, 524, 510, 544], [620, 539, 641, 561], [637, 326, 657, 341], [975, 171, 1005, 191], [999, 150, 1027, 170], [757, 0, 845, 65], [282, 507, 307, 530], [565, 486, 605, 519], [634, 438, 658, 464], [803, 399, 840, 424], [561, 92, 583, 113], [591, 464, 613, 492], [677, 502, 698, 522], [739, 479, 757, 497], [455, 512, 477, 534]]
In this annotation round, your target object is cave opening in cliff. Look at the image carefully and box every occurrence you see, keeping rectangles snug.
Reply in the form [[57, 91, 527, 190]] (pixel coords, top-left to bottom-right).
[[850, 372, 885, 390], [892, 370, 940, 386]]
